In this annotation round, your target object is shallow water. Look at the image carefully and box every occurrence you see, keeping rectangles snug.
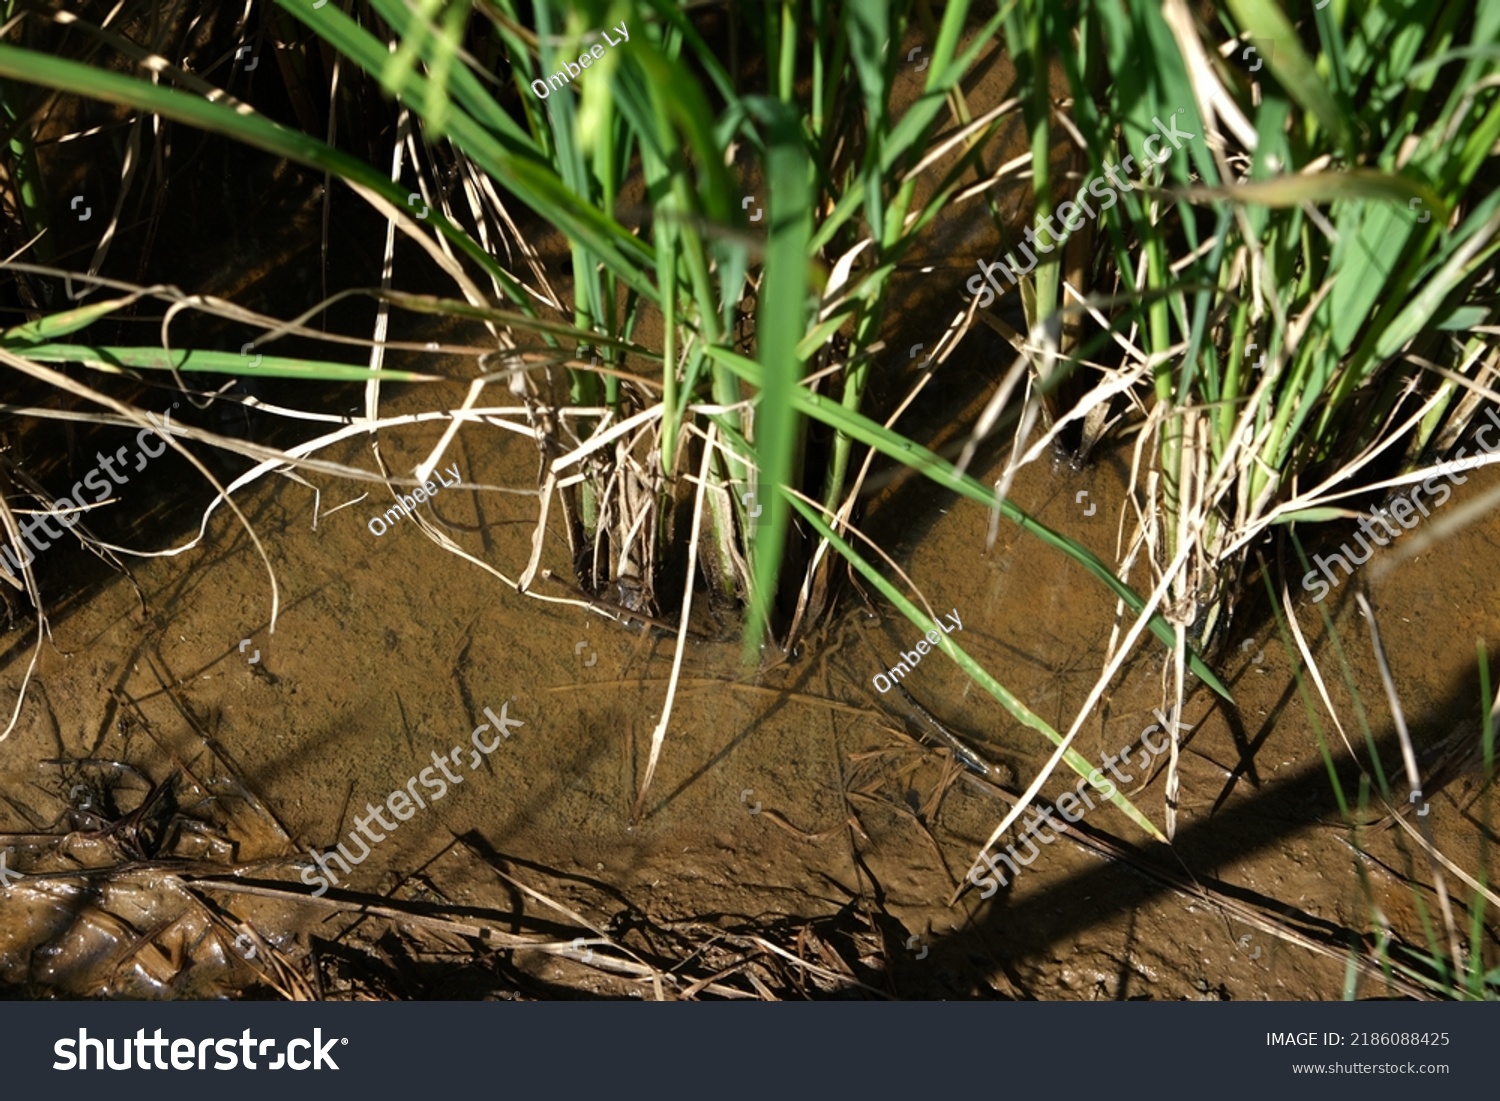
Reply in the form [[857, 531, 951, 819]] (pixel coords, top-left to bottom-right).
[[3, 348, 1496, 998]]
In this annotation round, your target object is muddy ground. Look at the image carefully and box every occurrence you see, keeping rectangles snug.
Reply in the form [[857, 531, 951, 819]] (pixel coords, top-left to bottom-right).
[[1, 355, 1495, 999]]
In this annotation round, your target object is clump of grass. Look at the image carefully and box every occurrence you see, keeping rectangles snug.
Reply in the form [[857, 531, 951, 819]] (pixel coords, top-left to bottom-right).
[[945, 0, 1500, 845], [991, 0, 1500, 666], [0, 1, 1232, 829]]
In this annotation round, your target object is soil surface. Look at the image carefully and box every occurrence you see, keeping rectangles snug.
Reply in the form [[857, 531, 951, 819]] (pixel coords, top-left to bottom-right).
[[2, 361, 1496, 999]]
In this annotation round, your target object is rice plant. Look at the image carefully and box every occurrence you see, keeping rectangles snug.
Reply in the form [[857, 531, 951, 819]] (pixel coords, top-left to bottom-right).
[[987, 0, 1500, 689], [0, 0, 1240, 832]]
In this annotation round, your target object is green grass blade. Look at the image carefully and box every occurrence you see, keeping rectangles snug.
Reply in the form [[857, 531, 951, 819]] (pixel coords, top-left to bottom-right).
[[740, 96, 813, 657], [2, 294, 143, 343], [0, 42, 530, 307], [1226, 0, 1355, 153], [10, 344, 438, 382]]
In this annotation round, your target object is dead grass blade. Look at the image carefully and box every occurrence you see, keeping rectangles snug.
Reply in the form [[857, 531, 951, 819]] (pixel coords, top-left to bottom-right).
[[632, 421, 717, 821], [1355, 591, 1465, 974]]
